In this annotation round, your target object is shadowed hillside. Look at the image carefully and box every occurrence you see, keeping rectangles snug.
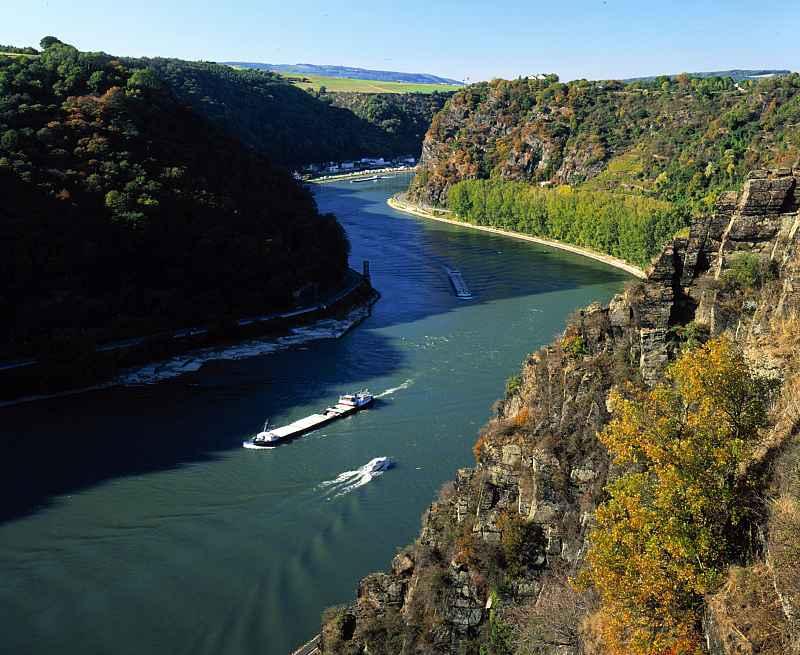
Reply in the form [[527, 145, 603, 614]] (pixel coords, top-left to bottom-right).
[[0, 38, 350, 361]]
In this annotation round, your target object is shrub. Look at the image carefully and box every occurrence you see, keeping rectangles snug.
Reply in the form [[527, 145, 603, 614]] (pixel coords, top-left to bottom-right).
[[497, 512, 545, 578], [671, 320, 709, 350], [352, 608, 406, 655], [561, 334, 587, 359], [720, 252, 776, 290], [480, 596, 514, 655], [473, 433, 489, 460], [509, 577, 587, 653], [505, 373, 522, 397]]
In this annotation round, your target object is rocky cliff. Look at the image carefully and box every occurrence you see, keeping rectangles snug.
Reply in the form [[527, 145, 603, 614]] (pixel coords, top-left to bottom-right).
[[406, 75, 800, 208], [320, 168, 800, 655]]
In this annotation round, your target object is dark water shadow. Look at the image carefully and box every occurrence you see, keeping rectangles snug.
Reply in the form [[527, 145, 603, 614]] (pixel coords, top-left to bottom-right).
[[0, 176, 630, 524], [0, 325, 403, 524]]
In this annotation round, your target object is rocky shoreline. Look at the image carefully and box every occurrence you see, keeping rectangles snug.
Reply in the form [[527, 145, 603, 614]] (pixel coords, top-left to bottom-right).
[[319, 168, 800, 654], [0, 275, 379, 408]]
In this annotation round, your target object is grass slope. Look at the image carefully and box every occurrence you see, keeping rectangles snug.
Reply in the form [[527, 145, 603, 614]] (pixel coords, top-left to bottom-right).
[[286, 74, 458, 94]]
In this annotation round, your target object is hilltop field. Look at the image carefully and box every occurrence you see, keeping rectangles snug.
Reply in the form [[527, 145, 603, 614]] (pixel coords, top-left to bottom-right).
[[235, 70, 457, 94]]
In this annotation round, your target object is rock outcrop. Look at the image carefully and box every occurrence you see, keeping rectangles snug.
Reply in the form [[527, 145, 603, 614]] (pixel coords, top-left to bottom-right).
[[406, 76, 800, 208], [321, 169, 800, 655]]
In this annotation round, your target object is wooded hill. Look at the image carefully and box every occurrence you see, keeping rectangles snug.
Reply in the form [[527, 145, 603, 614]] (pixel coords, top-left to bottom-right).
[[0, 38, 350, 359], [129, 58, 450, 166], [410, 73, 800, 267]]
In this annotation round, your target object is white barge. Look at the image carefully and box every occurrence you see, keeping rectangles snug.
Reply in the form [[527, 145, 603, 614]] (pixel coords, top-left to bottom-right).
[[243, 390, 374, 449], [444, 267, 473, 299]]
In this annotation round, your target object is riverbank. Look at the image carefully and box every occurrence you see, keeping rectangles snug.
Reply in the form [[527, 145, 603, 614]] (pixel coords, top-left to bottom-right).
[[387, 195, 647, 279], [0, 173, 632, 655], [307, 166, 416, 184], [0, 272, 378, 407]]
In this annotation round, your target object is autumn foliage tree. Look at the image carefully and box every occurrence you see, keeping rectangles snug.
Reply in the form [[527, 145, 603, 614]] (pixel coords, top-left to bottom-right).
[[580, 337, 774, 654]]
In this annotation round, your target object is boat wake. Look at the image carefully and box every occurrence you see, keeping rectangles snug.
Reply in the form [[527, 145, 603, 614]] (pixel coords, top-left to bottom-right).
[[241, 442, 276, 450], [375, 379, 413, 398], [319, 457, 394, 498]]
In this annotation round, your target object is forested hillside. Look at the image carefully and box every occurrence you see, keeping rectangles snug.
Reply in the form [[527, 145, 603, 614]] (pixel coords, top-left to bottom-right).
[[130, 58, 449, 166], [326, 92, 449, 158], [409, 73, 800, 266], [0, 38, 350, 359]]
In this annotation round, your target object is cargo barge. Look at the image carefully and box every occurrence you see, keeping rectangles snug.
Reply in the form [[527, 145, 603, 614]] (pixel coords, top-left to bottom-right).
[[243, 390, 374, 449]]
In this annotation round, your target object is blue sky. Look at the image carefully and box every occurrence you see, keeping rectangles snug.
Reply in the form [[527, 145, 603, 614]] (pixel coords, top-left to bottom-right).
[[5, 0, 799, 82]]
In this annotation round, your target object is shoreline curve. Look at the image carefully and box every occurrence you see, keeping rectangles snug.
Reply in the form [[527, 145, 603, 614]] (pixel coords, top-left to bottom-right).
[[387, 195, 647, 279]]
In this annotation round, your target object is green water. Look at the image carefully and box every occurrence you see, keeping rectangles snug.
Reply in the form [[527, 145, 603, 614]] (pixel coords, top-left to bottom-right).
[[0, 174, 629, 654]]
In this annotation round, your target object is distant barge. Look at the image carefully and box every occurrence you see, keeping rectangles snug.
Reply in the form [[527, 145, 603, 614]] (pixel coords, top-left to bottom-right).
[[243, 391, 374, 449], [445, 267, 473, 299]]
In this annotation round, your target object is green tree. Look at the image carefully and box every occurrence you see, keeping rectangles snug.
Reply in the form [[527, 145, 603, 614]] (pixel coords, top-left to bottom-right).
[[1, 129, 19, 150], [87, 70, 106, 93], [126, 68, 161, 91], [39, 36, 62, 49]]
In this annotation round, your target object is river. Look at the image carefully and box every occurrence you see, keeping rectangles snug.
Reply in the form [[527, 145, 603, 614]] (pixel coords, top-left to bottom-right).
[[0, 173, 629, 655]]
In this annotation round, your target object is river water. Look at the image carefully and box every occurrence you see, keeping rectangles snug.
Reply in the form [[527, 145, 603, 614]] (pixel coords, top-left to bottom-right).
[[0, 174, 628, 655]]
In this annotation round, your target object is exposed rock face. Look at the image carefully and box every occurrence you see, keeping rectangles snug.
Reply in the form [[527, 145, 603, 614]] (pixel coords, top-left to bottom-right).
[[321, 170, 800, 655], [406, 77, 800, 208]]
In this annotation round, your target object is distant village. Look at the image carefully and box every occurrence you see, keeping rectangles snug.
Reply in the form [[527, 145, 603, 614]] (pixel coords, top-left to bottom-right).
[[295, 155, 418, 180]]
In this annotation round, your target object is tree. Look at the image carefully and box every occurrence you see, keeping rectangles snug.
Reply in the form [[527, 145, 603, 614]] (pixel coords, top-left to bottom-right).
[[87, 70, 106, 93], [127, 68, 161, 91], [580, 337, 774, 655], [39, 36, 62, 49], [1, 129, 19, 150]]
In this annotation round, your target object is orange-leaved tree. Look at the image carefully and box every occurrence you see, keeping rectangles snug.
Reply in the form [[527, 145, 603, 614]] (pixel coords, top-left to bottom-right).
[[579, 337, 774, 654]]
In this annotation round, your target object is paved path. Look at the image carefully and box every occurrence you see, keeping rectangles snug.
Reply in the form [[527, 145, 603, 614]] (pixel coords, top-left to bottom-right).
[[290, 634, 321, 655], [387, 196, 647, 279]]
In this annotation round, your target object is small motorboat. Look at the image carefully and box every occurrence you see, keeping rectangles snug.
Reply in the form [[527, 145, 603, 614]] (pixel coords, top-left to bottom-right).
[[366, 456, 394, 473]]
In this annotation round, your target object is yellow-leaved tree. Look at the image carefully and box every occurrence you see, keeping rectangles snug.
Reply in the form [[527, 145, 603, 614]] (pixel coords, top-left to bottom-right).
[[580, 337, 774, 654]]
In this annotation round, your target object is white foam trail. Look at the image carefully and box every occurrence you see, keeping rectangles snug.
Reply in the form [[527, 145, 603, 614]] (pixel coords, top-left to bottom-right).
[[242, 442, 276, 450], [319, 458, 392, 498], [115, 304, 371, 386], [375, 379, 413, 398]]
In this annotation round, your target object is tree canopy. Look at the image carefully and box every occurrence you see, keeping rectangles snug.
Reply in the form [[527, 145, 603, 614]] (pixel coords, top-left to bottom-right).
[[447, 179, 687, 267], [136, 58, 449, 166], [580, 338, 774, 654], [0, 38, 349, 359]]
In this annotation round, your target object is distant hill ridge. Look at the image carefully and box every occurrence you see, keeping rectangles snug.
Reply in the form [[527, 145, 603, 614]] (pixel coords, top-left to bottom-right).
[[223, 62, 462, 86], [623, 68, 792, 82]]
